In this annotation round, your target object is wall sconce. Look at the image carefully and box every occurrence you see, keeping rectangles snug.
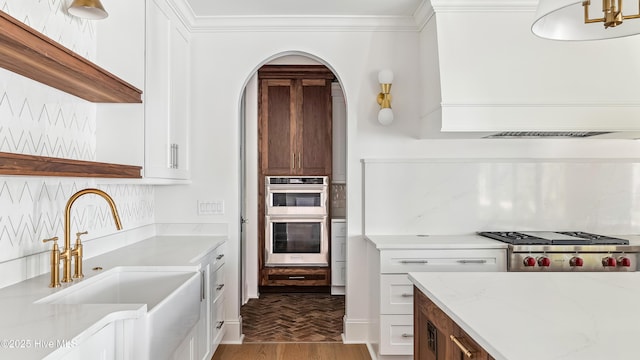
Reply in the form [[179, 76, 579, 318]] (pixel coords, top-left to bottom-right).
[[532, 0, 640, 40], [68, 0, 109, 20], [377, 70, 394, 125]]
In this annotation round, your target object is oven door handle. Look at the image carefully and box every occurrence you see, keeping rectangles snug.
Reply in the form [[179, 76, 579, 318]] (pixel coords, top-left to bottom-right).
[[266, 185, 327, 192]]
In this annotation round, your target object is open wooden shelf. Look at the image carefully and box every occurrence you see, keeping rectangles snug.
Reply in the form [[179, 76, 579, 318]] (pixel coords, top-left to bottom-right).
[[0, 152, 142, 178], [0, 10, 142, 103]]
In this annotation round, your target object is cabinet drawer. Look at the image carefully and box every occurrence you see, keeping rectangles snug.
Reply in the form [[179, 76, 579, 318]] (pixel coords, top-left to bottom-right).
[[211, 243, 226, 271], [380, 315, 413, 355], [212, 266, 225, 302], [262, 267, 330, 286], [380, 249, 506, 273], [380, 274, 413, 315], [212, 294, 226, 348]]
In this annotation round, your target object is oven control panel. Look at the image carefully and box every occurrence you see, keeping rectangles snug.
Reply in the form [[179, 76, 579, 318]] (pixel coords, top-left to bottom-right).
[[510, 252, 637, 272]]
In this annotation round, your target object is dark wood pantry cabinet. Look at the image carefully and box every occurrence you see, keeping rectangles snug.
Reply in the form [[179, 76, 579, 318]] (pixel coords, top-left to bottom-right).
[[257, 65, 334, 288], [258, 65, 333, 176], [415, 287, 495, 360]]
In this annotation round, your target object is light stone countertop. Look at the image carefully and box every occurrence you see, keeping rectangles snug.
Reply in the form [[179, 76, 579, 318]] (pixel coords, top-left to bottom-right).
[[367, 233, 640, 250], [409, 271, 640, 360], [365, 234, 509, 249], [0, 235, 226, 360]]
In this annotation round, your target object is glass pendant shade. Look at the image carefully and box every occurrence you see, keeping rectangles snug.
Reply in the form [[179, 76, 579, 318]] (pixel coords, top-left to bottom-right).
[[532, 0, 640, 40], [378, 108, 394, 126], [378, 69, 394, 84], [68, 0, 109, 20]]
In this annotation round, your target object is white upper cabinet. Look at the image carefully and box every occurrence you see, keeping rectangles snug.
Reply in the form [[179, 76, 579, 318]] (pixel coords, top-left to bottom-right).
[[95, 1, 145, 166], [145, 0, 191, 180], [95, 0, 191, 178]]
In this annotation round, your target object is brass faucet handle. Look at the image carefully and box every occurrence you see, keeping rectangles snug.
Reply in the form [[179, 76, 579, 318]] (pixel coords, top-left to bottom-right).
[[72, 231, 87, 280], [43, 237, 61, 288], [43, 236, 59, 245], [75, 231, 88, 243]]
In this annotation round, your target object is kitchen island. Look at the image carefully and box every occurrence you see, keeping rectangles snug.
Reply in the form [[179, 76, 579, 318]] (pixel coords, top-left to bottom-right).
[[409, 271, 640, 360]]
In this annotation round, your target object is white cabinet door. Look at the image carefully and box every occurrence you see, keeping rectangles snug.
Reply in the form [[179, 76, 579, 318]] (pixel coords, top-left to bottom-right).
[[144, 0, 190, 180], [331, 261, 345, 286], [172, 329, 195, 360], [61, 323, 115, 360], [95, 0, 145, 167], [196, 265, 211, 360], [331, 220, 346, 294]]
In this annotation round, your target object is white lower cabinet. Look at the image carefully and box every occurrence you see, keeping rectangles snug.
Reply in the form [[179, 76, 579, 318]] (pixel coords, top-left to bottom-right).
[[210, 259, 226, 350], [61, 242, 226, 360], [379, 315, 413, 356], [367, 242, 506, 360], [170, 243, 225, 360], [331, 220, 346, 295]]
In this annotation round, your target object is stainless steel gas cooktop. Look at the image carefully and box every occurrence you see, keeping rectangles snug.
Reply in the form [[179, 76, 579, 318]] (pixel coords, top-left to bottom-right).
[[478, 231, 636, 272]]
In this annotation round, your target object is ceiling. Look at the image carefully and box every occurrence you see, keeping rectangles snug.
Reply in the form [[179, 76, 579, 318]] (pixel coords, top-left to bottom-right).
[[182, 0, 424, 17]]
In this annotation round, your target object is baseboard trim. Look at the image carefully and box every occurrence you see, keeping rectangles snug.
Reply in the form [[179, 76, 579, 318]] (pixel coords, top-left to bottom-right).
[[221, 316, 244, 344], [366, 343, 377, 360], [342, 316, 369, 343]]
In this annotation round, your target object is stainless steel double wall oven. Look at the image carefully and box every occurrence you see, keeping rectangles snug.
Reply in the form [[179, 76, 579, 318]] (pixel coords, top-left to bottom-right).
[[264, 176, 329, 266]]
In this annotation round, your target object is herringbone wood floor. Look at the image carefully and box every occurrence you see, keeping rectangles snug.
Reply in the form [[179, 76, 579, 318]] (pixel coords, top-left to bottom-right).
[[240, 293, 345, 342], [211, 294, 370, 359]]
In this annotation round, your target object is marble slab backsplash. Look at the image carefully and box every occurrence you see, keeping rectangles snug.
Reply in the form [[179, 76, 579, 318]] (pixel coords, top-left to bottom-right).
[[363, 159, 640, 235]]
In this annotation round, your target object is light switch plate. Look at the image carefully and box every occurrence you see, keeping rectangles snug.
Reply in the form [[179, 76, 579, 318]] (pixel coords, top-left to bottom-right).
[[197, 200, 224, 215]]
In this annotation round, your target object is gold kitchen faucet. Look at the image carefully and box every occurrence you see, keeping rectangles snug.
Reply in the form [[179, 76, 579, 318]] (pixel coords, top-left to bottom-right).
[[43, 188, 122, 287]]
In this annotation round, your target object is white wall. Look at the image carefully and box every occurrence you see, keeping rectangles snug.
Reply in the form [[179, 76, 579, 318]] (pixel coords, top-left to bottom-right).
[[150, 3, 640, 346], [152, 27, 421, 342]]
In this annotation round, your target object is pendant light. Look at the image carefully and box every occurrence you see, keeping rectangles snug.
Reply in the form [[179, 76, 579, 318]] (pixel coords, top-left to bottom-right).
[[68, 0, 109, 20], [532, 0, 640, 40]]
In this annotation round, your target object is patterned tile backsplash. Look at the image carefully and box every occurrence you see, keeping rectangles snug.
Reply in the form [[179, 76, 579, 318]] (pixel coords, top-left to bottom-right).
[[0, 180, 154, 263], [0, 0, 155, 269]]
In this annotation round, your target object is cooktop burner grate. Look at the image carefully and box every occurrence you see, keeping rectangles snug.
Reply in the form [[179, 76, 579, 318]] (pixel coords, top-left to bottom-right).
[[477, 231, 629, 246]]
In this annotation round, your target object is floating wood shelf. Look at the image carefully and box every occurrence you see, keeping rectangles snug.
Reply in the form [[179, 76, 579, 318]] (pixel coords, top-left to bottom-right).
[[0, 10, 142, 103], [0, 152, 142, 178]]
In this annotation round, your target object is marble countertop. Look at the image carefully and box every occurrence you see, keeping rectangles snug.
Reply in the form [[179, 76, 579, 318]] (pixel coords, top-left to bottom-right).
[[367, 234, 640, 250], [409, 271, 640, 360], [0, 235, 226, 360], [365, 234, 509, 249]]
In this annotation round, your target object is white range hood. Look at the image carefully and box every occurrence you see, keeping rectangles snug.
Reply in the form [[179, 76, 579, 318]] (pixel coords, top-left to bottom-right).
[[419, 0, 640, 139]]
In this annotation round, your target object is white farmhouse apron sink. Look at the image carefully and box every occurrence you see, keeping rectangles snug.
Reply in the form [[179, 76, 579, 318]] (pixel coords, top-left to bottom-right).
[[35, 267, 202, 360]]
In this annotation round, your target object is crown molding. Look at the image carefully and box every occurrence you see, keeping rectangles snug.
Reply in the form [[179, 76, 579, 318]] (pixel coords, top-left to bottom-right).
[[429, 0, 538, 12], [414, 1, 436, 31], [165, 0, 537, 33], [189, 15, 419, 32], [168, 0, 419, 32]]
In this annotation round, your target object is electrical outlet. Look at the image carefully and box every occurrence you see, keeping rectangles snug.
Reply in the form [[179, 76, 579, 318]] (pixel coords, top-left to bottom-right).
[[197, 200, 224, 215]]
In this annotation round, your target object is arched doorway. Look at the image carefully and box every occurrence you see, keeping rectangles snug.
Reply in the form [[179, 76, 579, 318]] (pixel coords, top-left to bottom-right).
[[238, 52, 347, 341]]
